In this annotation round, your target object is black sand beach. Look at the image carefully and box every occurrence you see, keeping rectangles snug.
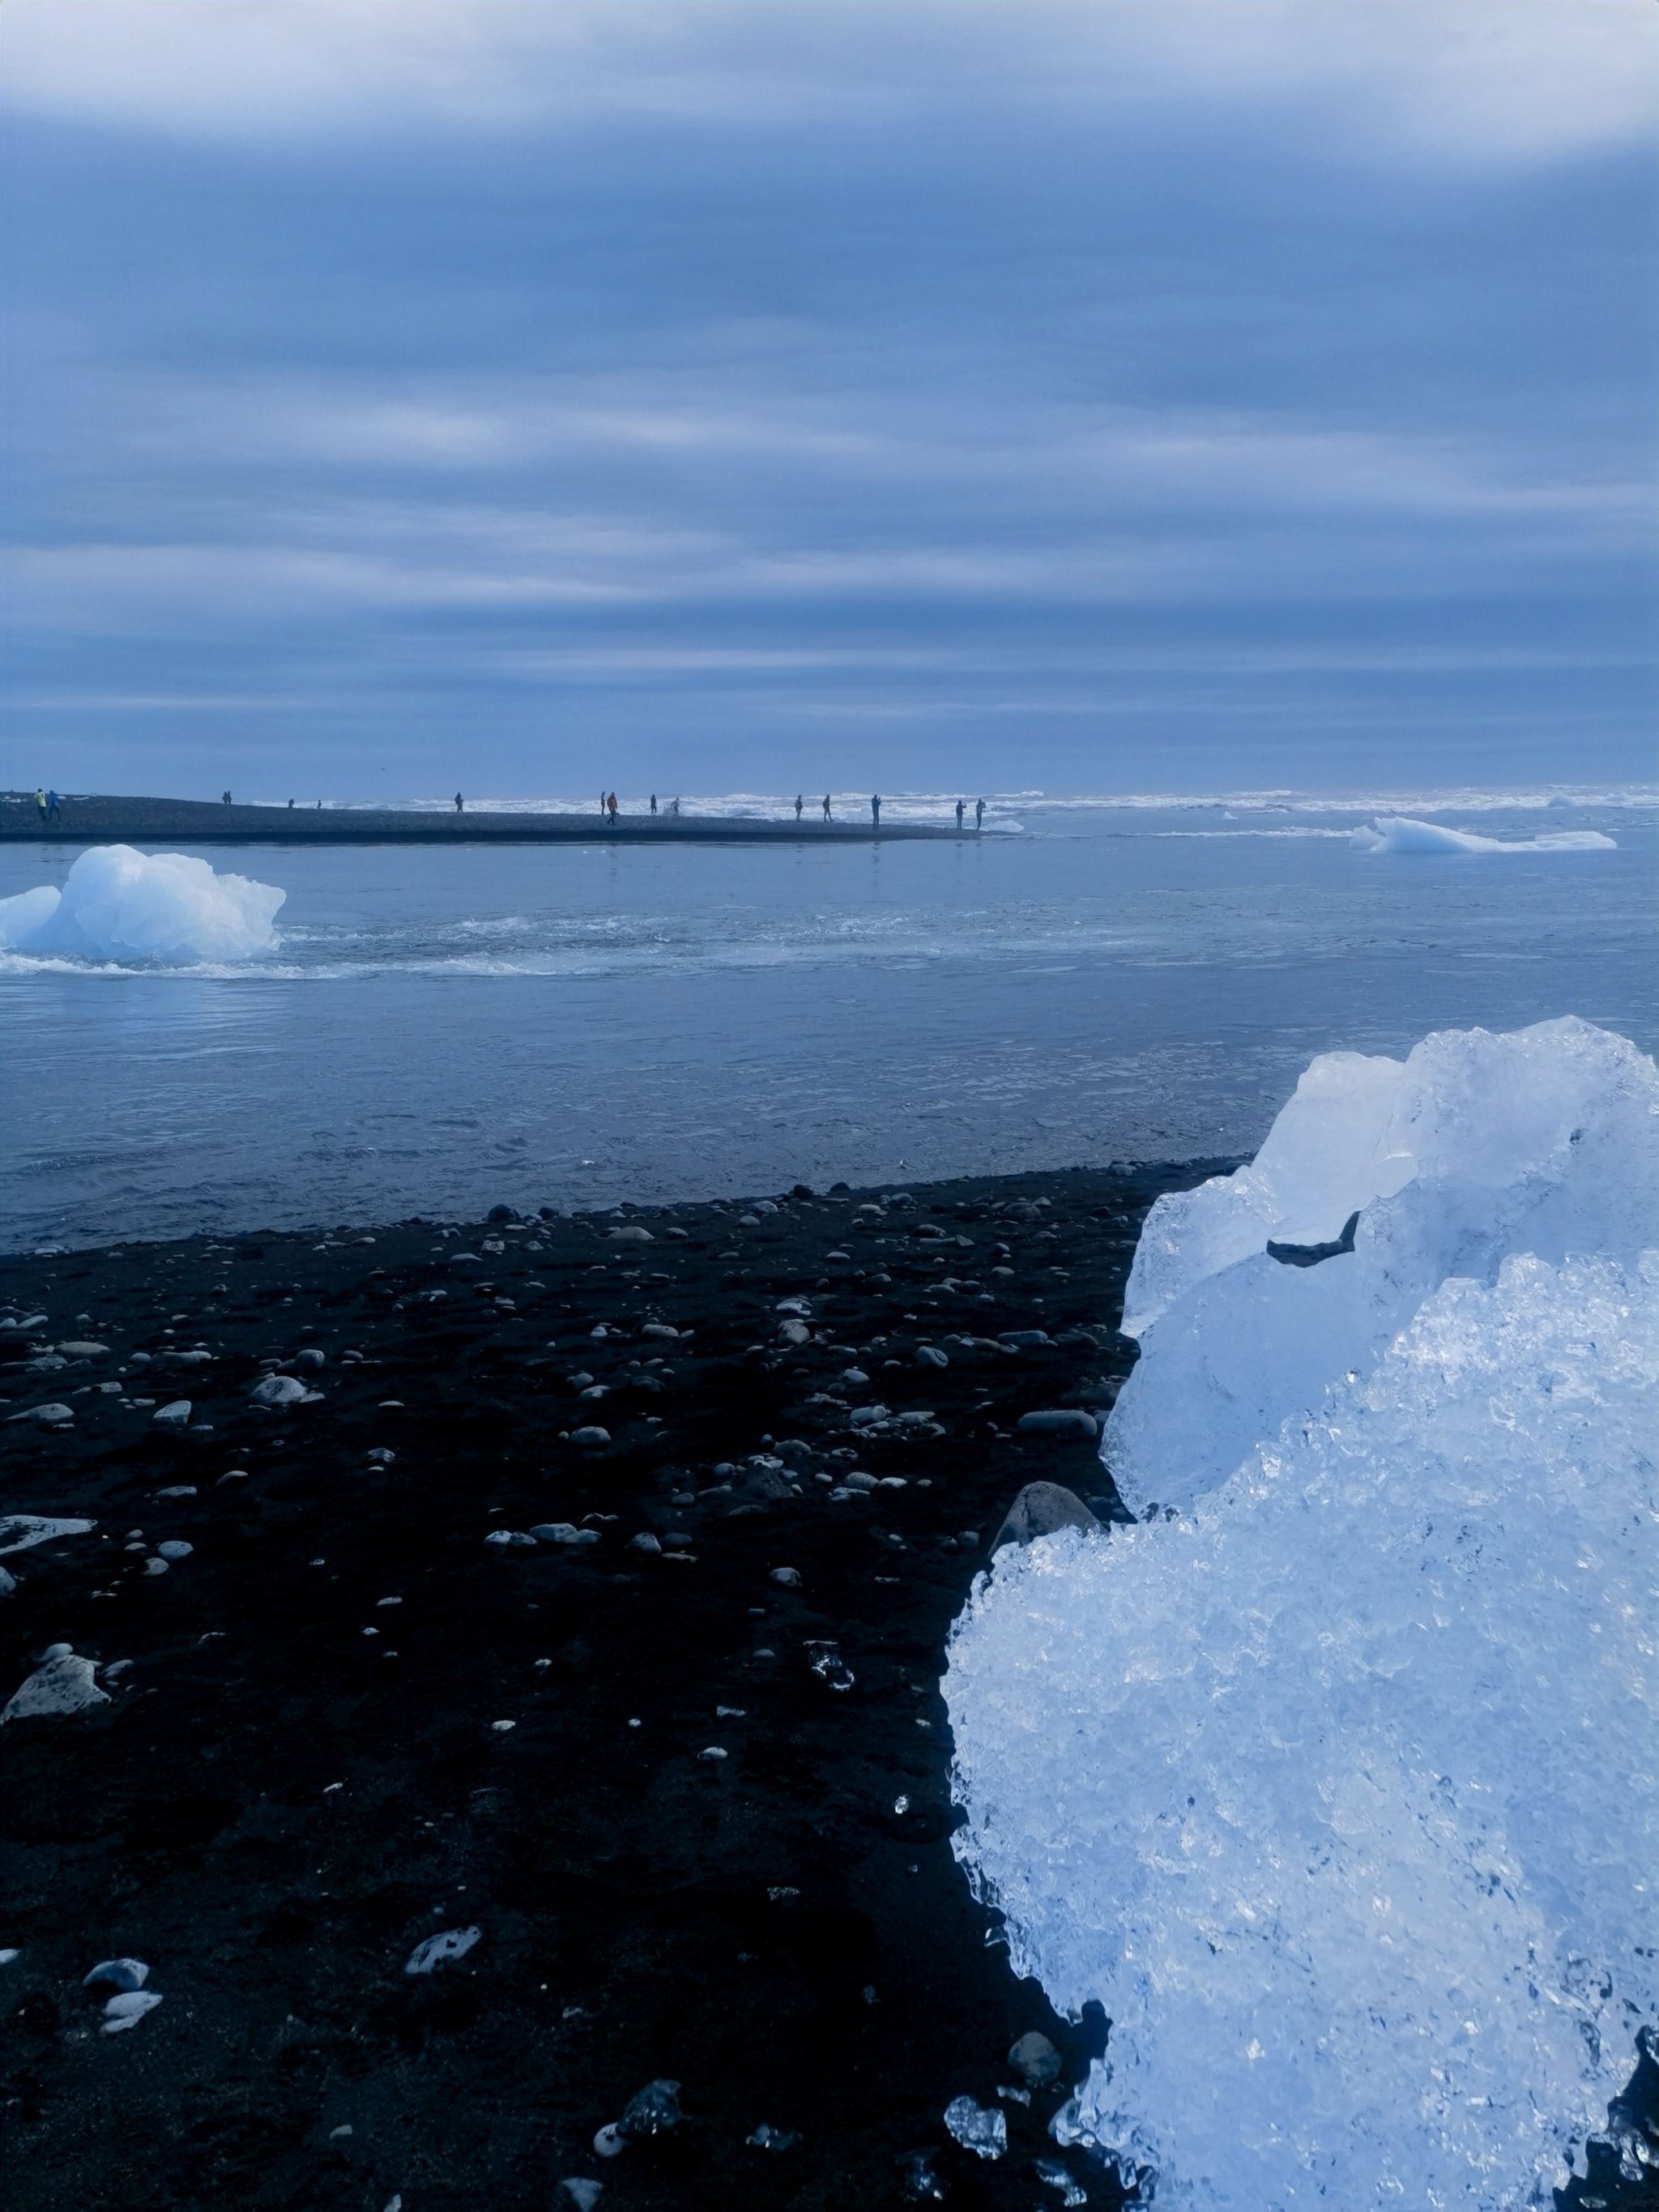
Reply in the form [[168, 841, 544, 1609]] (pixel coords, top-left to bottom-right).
[[5, 1167, 1653, 2212], [0, 793, 953, 845], [1, 1165, 1202, 2211]]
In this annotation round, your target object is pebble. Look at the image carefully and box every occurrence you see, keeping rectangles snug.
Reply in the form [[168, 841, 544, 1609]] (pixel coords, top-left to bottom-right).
[[102, 1990, 164, 2034], [561, 2184, 603, 2210], [607, 1226, 654, 1244], [84, 1958, 149, 1992], [7, 1403, 75, 1427], [404, 1927, 481, 1975], [485, 1530, 538, 1548], [249, 1374, 312, 1406], [529, 1523, 600, 1547], [770, 1566, 801, 1587], [915, 1345, 949, 1368], [0, 1515, 97, 1557], [627, 1532, 662, 1555], [1, 1649, 110, 1723], [1008, 2029, 1063, 2086], [156, 1540, 193, 1561], [570, 1426, 611, 1448], [1016, 1408, 1098, 1437], [992, 1481, 1101, 1551], [155, 1487, 196, 1500]]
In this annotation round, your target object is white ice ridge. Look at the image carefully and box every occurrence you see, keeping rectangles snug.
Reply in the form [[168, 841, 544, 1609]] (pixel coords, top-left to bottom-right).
[[1107, 1016, 1659, 1512], [1351, 815, 1616, 854], [0, 844, 284, 963], [945, 1247, 1659, 2210]]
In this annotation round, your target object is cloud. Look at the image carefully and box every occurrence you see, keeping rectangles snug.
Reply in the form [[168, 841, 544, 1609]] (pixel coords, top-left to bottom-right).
[[3, 0, 1653, 165]]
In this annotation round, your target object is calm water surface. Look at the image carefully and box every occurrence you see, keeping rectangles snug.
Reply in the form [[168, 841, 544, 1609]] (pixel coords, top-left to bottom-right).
[[2, 799, 1654, 1249]]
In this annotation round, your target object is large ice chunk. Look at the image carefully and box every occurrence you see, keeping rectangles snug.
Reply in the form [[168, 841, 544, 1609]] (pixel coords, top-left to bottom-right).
[[0, 845, 284, 963], [1108, 1018, 1659, 1512], [1351, 816, 1616, 854], [947, 1248, 1659, 2211]]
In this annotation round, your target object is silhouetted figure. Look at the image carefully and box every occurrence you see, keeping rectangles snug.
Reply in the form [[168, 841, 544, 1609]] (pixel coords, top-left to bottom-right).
[[975, 796, 985, 831], [454, 792, 464, 813], [955, 798, 965, 830], [650, 793, 658, 816], [47, 789, 62, 820], [794, 793, 804, 821], [607, 791, 619, 825], [288, 798, 295, 809], [34, 788, 46, 822], [871, 793, 881, 826], [221, 790, 232, 806], [821, 793, 832, 821]]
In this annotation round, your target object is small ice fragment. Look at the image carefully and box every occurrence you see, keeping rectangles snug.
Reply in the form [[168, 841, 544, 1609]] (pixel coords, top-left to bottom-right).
[[103, 1989, 163, 2033], [770, 1566, 801, 1586], [898, 2146, 946, 2199], [404, 1926, 481, 1975], [0, 1949, 19, 1966], [84, 1958, 149, 1992], [893, 1795, 911, 1815], [747, 2123, 800, 2150], [697, 1744, 727, 1761], [484, 1530, 536, 1548], [805, 1640, 855, 1691], [1034, 2157, 1089, 2205], [491, 1719, 515, 1732], [714, 1705, 746, 1718], [561, 2183, 603, 2210], [943, 2096, 1007, 2159], [155, 1487, 196, 1499], [627, 1532, 661, 1554], [151, 1400, 192, 1427]]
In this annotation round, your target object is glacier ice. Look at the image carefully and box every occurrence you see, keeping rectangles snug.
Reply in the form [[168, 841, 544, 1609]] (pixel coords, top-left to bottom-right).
[[1107, 1017, 1659, 1513], [946, 1019, 1659, 2211], [1351, 815, 1616, 854], [0, 844, 284, 963]]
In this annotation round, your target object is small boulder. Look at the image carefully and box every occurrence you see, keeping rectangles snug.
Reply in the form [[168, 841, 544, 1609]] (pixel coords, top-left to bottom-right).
[[152, 1400, 193, 1427], [1007, 2029, 1063, 2086], [2, 1648, 110, 1723], [608, 1225, 654, 1244], [991, 1482, 1101, 1552], [915, 1345, 949, 1369], [405, 1927, 481, 1975], [570, 1426, 611, 1449]]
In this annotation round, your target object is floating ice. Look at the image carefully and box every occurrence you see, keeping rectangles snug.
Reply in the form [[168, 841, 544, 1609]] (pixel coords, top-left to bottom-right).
[[0, 845, 284, 963], [947, 1019, 1659, 2212], [1351, 815, 1615, 854], [944, 2095, 1007, 2159], [1107, 1017, 1659, 1513]]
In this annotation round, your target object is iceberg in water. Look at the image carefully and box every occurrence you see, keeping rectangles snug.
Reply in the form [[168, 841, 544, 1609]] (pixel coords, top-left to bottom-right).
[[0, 845, 284, 963], [1351, 815, 1615, 853], [946, 1018, 1659, 2211]]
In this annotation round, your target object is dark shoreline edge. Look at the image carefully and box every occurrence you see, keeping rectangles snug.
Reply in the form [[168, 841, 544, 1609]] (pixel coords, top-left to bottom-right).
[[2, 1164, 1648, 2211], [1, 793, 957, 846]]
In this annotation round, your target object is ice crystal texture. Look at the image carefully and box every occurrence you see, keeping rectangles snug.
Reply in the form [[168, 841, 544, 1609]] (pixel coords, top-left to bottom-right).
[[0, 844, 284, 963], [947, 1021, 1659, 2210]]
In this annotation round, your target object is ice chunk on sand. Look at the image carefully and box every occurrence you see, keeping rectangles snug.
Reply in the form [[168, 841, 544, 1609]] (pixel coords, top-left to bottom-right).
[[1108, 1017, 1659, 1512], [0, 1515, 96, 1557], [948, 1245, 1659, 2211], [404, 1926, 480, 1975], [2, 1649, 110, 1723], [0, 845, 284, 963], [1351, 815, 1615, 855]]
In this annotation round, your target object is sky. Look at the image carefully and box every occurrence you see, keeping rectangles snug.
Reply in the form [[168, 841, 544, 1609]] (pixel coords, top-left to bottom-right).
[[2, 0, 1656, 802]]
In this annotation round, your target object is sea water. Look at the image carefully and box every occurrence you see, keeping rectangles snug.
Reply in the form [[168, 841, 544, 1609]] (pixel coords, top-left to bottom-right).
[[0, 793, 1653, 1249]]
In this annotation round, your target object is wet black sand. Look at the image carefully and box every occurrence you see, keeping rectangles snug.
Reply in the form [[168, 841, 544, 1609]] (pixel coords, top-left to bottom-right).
[[5, 1166, 1653, 2212], [0, 1164, 1212, 2211]]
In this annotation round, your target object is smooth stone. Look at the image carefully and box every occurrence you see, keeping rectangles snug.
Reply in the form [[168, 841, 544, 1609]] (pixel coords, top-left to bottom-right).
[[991, 1481, 1102, 1552], [608, 1226, 653, 1243], [570, 1426, 611, 1448], [103, 1990, 164, 2034], [915, 1345, 949, 1368], [7, 1403, 74, 1426], [1000, 1329, 1055, 1350], [770, 1566, 801, 1586], [529, 1523, 600, 1546], [1008, 2029, 1063, 2086], [156, 1540, 193, 1561], [84, 1958, 150, 1992], [249, 1374, 309, 1406], [484, 1530, 537, 1548], [1016, 1408, 1098, 1438], [627, 1532, 662, 1554]]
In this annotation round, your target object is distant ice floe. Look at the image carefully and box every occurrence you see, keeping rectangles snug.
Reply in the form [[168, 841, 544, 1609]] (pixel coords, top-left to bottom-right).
[[1351, 814, 1615, 854], [947, 1018, 1659, 2211], [0, 845, 284, 964]]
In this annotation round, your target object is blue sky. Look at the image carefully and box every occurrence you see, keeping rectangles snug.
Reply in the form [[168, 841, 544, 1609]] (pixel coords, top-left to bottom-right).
[[2, 2, 1655, 801]]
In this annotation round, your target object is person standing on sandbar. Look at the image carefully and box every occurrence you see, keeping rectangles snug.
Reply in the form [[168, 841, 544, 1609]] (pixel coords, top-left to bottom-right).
[[955, 798, 965, 830], [454, 791, 464, 813], [821, 792, 832, 821], [975, 796, 985, 831], [650, 793, 658, 816], [795, 793, 804, 821], [607, 791, 619, 826], [871, 792, 881, 827]]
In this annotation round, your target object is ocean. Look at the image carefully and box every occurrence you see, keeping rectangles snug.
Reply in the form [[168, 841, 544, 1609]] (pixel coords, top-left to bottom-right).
[[2, 791, 1654, 1251]]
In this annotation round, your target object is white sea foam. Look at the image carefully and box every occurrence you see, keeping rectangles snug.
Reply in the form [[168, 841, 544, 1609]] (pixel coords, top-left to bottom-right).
[[1352, 815, 1617, 854], [0, 845, 284, 964], [947, 1019, 1659, 2210]]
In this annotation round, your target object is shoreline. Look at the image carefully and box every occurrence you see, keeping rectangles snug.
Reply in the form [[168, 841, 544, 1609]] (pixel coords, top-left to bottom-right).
[[0, 1161, 1219, 2211], [1, 794, 958, 847]]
